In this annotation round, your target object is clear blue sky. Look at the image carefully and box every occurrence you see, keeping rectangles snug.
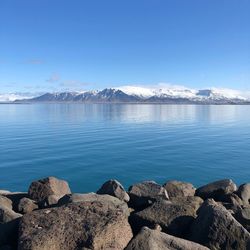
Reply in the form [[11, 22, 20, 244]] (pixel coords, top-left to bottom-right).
[[0, 0, 249, 92]]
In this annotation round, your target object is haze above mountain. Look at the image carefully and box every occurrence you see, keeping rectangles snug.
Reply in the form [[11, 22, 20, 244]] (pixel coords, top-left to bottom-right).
[[1, 85, 250, 104]]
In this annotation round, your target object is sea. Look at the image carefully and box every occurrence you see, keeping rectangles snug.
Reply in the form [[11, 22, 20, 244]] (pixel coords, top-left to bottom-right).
[[0, 103, 249, 192]]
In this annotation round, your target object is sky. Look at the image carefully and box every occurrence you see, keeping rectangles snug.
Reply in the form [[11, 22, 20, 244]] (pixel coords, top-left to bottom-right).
[[0, 0, 250, 93]]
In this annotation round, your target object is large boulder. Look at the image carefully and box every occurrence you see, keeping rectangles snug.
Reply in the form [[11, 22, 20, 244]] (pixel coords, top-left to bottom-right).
[[195, 179, 237, 201], [128, 181, 169, 210], [237, 183, 250, 205], [189, 199, 250, 250], [130, 196, 203, 237], [97, 179, 130, 202], [0, 196, 12, 210], [18, 195, 133, 250], [58, 193, 129, 214], [28, 177, 71, 204], [163, 180, 196, 198], [18, 198, 38, 214], [125, 227, 209, 250]]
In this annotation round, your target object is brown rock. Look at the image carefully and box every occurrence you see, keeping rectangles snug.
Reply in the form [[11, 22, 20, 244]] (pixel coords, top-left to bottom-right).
[[4, 193, 29, 212], [163, 180, 196, 198], [130, 196, 203, 237], [97, 179, 130, 202], [58, 193, 129, 214], [128, 181, 169, 210], [28, 177, 71, 204], [0, 206, 22, 223], [234, 206, 250, 232], [0, 196, 12, 210], [125, 227, 209, 250], [237, 183, 250, 205], [18, 195, 132, 250], [195, 179, 237, 201], [189, 199, 250, 250], [18, 198, 38, 214]]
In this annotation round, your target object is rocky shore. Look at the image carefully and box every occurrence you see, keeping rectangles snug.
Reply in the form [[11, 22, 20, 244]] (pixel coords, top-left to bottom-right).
[[0, 177, 250, 250]]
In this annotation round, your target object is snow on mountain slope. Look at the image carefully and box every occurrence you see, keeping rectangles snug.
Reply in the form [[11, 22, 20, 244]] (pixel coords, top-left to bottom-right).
[[117, 85, 250, 101]]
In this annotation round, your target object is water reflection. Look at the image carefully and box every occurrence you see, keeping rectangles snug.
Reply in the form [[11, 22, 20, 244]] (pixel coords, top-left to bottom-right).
[[0, 104, 249, 126]]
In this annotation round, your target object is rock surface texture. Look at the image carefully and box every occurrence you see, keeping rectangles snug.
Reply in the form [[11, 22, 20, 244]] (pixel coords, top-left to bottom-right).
[[128, 181, 169, 209], [125, 227, 209, 250], [28, 177, 71, 204], [0, 177, 250, 250], [130, 196, 203, 237], [97, 179, 130, 202], [195, 179, 237, 201], [163, 180, 196, 198], [18, 195, 132, 250], [189, 199, 250, 250]]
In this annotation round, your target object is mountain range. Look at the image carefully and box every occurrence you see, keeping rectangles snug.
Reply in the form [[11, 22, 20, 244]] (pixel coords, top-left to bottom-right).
[[1, 86, 250, 104]]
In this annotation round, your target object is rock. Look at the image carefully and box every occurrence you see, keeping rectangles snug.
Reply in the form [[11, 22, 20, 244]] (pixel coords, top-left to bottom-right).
[[18, 196, 133, 250], [58, 193, 129, 214], [18, 198, 38, 214], [234, 207, 250, 232], [125, 227, 209, 250], [195, 179, 237, 201], [97, 179, 130, 202], [0, 206, 22, 223], [0, 196, 12, 210], [128, 181, 169, 210], [4, 193, 29, 212], [28, 177, 71, 204], [237, 183, 250, 205], [130, 196, 203, 237], [0, 206, 22, 247], [0, 191, 11, 195], [188, 199, 250, 249], [163, 180, 196, 198]]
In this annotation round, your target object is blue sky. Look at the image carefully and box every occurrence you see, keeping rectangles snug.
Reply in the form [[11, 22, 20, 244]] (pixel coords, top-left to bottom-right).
[[0, 0, 249, 92]]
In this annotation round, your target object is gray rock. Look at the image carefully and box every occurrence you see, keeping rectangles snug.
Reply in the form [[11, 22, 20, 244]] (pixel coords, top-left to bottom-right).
[[237, 183, 250, 205], [128, 181, 169, 209], [189, 199, 250, 250], [125, 227, 209, 250], [97, 179, 130, 202], [195, 179, 237, 201], [0, 196, 12, 210], [234, 206, 250, 232], [163, 180, 196, 198], [18, 196, 133, 250], [58, 193, 129, 215], [0, 206, 22, 223], [28, 177, 71, 204], [18, 198, 38, 214], [130, 196, 203, 237]]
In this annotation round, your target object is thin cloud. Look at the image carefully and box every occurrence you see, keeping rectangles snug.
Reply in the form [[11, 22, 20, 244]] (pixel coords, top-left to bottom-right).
[[26, 59, 44, 65], [46, 73, 60, 83]]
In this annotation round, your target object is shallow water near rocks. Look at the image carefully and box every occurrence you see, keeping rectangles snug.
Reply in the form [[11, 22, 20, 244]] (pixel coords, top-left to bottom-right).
[[0, 104, 250, 193]]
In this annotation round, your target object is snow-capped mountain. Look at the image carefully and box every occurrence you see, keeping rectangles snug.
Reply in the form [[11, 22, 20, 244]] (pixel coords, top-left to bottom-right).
[[6, 86, 250, 104]]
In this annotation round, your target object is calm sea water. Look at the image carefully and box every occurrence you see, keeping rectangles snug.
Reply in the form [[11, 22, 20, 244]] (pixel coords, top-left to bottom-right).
[[0, 104, 250, 193]]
